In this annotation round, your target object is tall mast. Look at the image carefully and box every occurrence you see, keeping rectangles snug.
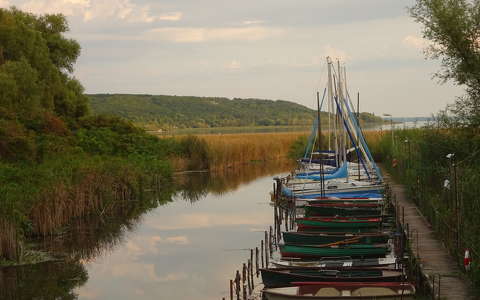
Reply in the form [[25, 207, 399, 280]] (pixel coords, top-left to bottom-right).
[[317, 91, 325, 197]]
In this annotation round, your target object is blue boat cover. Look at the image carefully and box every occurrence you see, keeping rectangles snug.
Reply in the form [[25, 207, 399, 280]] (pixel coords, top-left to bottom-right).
[[282, 185, 382, 199], [296, 163, 348, 181]]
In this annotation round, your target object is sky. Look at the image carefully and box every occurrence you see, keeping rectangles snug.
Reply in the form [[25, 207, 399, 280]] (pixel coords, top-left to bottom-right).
[[1, 0, 464, 117]]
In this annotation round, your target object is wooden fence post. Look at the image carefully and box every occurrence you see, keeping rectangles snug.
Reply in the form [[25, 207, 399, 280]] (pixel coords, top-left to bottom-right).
[[255, 247, 259, 276]]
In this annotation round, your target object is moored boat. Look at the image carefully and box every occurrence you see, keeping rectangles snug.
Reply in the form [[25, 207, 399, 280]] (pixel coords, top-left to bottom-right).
[[296, 217, 382, 230], [271, 257, 398, 269], [304, 204, 382, 217], [263, 282, 416, 299], [282, 232, 390, 245], [280, 244, 389, 259], [261, 268, 404, 288]]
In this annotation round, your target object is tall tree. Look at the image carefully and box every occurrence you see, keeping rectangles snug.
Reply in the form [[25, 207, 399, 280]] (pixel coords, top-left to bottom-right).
[[410, 0, 480, 128], [0, 7, 88, 126]]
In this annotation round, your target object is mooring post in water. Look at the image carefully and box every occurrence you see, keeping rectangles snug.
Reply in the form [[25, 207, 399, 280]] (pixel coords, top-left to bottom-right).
[[250, 249, 253, 275], [230, 279, 233, 300], [242, 263, 247, 300], [264, 233, 269, 268], [269, 226, 273, 256], [250, 258, 254, 292], [235, 271, 241, 300], [273, 203, 277, 247], [255, 247, 259, 276], [284, 209, 288, 232], [247, 260, 252, 295], [273, 182, 276, 201], [261, 240, 264, 268]]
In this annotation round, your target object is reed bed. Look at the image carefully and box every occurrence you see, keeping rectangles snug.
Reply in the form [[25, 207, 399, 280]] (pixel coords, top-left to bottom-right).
[[198, 132, 308, 171]]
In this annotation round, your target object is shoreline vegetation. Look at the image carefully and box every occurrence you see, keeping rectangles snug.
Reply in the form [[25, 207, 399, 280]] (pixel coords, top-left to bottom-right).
[[0, 7, 300, 264], [366, 127, 480, 290]]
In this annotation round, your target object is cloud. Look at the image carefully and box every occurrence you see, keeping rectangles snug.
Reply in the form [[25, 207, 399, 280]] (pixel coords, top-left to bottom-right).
[[124, 235, 190, 258], [403, 35, 432, 50], [158, 11, 182, 21], [242, 20, 264, 25], [0, 0, 10, 7], [147, 212, 269, 231], [149, 26, 284, 43], [111, 263, 188, 282], [226, 60, 241, 70], [19, 0, 181, 23]]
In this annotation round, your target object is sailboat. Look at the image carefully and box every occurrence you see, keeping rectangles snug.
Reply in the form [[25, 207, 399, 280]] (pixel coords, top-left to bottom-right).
[[281, 58, 384, 201]]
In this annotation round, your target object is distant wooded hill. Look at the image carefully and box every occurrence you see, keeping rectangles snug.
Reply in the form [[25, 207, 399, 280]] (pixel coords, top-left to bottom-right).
[[88, 94, 386, 129]]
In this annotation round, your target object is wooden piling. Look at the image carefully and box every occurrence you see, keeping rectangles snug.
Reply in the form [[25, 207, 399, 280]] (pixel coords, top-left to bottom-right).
[[230, 279, 233, 300], [264, 236, 269, 268], [250, 258, 254, 292], [242, 263, 247, 300], [255, 247, 259, 277], [261, 240, 264, 268], [285, 209, 288, 232], [235, 271, 241, 300], [247, 260, 252, 295], [269, 226, 273, 256]]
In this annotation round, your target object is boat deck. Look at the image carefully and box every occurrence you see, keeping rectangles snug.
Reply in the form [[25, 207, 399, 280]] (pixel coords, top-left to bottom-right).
[[386, 173, 474, 299]]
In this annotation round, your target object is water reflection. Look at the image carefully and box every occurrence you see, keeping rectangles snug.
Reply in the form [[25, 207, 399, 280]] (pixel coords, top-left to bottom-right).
[[0, 260, 87, 300], [175, 161, 294, 203], [0, 161, 293, 300]]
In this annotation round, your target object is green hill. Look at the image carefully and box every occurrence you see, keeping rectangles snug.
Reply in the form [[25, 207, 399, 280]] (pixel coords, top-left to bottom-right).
[[89, 94, 385, 129]]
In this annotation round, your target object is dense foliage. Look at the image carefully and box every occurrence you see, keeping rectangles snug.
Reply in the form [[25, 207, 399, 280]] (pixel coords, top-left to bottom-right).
[[0, 8, 193, 262], [410, 0, 480, 128], [89, 94, 387, 129], [369, 128, 480, 290]]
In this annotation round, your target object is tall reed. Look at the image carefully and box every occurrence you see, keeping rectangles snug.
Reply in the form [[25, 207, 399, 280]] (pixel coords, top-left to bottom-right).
[[198, 132, 307, 171]]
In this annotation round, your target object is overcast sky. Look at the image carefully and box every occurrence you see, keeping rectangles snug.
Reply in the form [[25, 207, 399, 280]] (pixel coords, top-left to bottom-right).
[[1, 0, 464, 116]]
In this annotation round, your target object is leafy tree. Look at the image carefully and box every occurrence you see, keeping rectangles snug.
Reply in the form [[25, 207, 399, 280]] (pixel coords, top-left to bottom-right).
[[410, 0, 480, 128], [0, 7, 87, 126]]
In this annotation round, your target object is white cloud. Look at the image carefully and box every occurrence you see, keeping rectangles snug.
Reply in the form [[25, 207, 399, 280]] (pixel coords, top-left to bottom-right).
[[242, 20, 264, 25], [111, 263, 188, 282], [226, 60, 241, 70], [403, 35, 432, 50], [149, 26, 284, 43], [158, 11, 182, 21], [0, 0, 10, 7], [19, 0, 181, 23]]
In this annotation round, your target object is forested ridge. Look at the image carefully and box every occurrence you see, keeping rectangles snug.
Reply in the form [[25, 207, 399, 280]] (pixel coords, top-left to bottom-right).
[[89, 94, 387, 128]]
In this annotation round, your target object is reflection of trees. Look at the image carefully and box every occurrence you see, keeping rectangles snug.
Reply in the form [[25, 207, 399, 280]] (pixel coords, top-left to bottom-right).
[[0, 162, 293, 298], [41, 185, 177, 262], [0, 260, 88, 300], [174, 161, 294, 203]]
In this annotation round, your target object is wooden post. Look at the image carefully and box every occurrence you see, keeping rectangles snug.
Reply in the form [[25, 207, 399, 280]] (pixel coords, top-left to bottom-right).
[[273, 182, 277, 201], [230, 279, 234, 300], [247, 260, 252, 295], [285, 209, 288, 232], [265, 237, 269, 268], [235, 271, 241, 300], [261, 240, 264, 268], [242, 264, 247, 300], [255, 247, 259, 276], [269, 226, 273, 256], [250, 258, 254, 292]]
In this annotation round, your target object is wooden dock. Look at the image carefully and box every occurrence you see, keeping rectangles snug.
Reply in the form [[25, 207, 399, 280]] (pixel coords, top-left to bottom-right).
[[386, 173, 474, 299]]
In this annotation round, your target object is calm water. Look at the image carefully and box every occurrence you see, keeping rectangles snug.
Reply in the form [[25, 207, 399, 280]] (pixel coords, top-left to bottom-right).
[[0, 163, 292, 300]]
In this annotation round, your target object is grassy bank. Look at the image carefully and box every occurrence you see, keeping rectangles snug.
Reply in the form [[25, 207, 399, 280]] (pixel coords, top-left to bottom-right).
[[367, 127, 480, 289]]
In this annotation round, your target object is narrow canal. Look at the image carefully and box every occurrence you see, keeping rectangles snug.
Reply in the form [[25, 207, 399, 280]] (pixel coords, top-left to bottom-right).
[[0, 163, 292, 300]]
